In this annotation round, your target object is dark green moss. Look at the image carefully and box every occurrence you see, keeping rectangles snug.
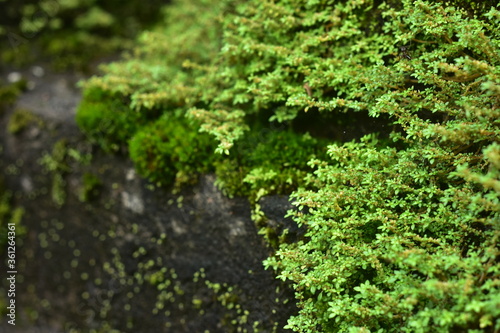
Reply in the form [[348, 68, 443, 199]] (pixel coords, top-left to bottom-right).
[[128, 113, 217, 189], [76, 87, 144, 152], [214, 129, 329, 198], [79, 172, 102, 202], [39, 139, 70, 207]]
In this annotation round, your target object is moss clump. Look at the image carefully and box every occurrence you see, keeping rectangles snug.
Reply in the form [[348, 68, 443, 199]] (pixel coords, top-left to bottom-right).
[[79, 172, 101, 202], [0, 188, 26, 248], [76, 87, 146, 152], [7, 108, 43, 134], [128, 113, 217, 189]]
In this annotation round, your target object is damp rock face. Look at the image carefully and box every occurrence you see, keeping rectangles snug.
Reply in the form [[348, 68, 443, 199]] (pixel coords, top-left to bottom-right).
[[0, 69, 296, 333]]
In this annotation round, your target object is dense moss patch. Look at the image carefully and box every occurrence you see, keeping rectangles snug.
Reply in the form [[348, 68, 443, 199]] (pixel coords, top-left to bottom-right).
[[128, 113, 217, 189], [75, 0, 500, 331], [76, 87, 145, 152]]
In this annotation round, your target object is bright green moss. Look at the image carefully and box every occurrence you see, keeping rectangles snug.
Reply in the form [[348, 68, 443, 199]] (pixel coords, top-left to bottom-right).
[[266, 136, 500, 332]]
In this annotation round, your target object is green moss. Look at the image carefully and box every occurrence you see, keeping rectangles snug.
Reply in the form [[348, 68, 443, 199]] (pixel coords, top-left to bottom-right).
[[76, 0, 330, 199], [50, 173, 66, 207], [128, 113, 216, 189], [233, 130, 328, 197], [203, 280, 259, 331], [0, 189, 26, 315], [44, 32, 129, 71], [76, 87, 145, 151], [213, 159, 250, 198], [75, 0, 500, 331], [7, 108, 43, 134], [39, 139, 69, 172], [0, 190, 26, 245], [79, 172, 101, 202], [258, 226, 279, 250], [0, 43, 35, 69], [39, 139, 70, 207]]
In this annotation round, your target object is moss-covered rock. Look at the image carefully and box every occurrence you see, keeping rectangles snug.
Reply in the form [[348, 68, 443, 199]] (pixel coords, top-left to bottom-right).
[[74, 0, 500, 331], [76, 86, 145, 151]]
